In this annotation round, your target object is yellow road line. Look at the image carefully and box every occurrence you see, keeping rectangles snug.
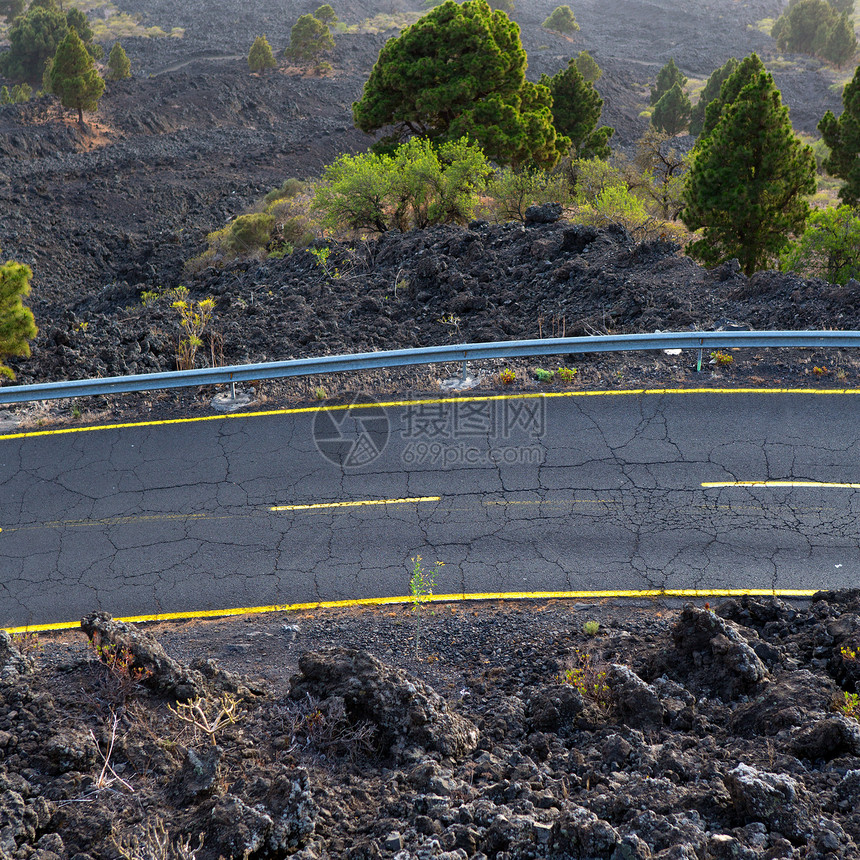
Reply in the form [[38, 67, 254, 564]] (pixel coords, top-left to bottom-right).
[[485, 499, 617, 505], [4, 588, 819, 634], [271, 496, 440, 512], [703, 481, 860, 489], [4, 387, 860, 442]]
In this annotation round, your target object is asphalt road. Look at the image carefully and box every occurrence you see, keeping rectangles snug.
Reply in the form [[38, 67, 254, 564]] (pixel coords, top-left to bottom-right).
[[2, 390, 860, 628]]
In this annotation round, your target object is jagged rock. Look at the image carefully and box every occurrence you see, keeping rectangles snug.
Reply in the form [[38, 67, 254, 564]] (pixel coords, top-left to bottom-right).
[[0, 634, 32, 684], [611, 833, 652, 859], [80, 612, 258, 701], [669, 605, 768, 699], [606, 664, 664, 728], [288, 648, 478, 760], [790, 715, 860, 761], [524, 202, 563, 224], [44, 733, 98, 775], [177, 746, 222, 801], [526, 684, 585, 733], [553, 805, 620, 857], [723, 763, 810, 841]]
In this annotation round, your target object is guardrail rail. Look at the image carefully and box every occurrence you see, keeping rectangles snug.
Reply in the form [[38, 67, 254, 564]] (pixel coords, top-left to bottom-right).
[[1, 330, 858, 406]]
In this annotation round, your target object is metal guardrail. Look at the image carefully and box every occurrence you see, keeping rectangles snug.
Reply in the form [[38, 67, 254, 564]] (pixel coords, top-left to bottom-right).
[[1, 330, 858, 406]]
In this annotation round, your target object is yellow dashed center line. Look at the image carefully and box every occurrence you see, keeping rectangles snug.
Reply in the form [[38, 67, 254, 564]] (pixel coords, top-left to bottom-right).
[[703, 481, 860, 489], [270, 496, 440, 512]]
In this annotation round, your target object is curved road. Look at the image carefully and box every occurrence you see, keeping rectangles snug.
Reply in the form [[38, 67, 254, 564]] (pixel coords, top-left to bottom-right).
[[2, 389, 859, 628]]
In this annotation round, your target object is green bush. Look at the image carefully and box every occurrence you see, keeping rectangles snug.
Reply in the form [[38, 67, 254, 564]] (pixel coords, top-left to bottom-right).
[[106, 41, 131, 81], [485, 167, 571, 222], [263, 177, 305, 204], [542, 4, 578, 34], [312, 137, 492, 233], [780, 204, 860, 285], [248, 34, 277, 72], [285, 14, 334, 65]]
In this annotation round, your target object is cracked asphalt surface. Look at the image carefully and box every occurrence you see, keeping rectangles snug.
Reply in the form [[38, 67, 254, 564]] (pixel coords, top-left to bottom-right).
[[1, 391, 859, 628]]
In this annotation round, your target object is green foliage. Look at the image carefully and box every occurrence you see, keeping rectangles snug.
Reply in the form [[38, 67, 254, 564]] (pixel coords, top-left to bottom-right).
[[772, 0, 857, 65], [542, 57, 613, 158], [780, 204, 860, 284], [106, 41, 131, 80], [633, 126, 688, 219], [172, 295, 215, 371], [829, 0, 856, 14], [650, 57, 686, 106], [248, 34, 277, 72], [534, 368, 554, 382], [556, 366, 578, 382], [263, 177, 305, 204], [573, 49, 601, 83], [0, 258, 38, 381], [312, 136, 492, 233], [485, 166, 570, 221], [710, 350, 734, 367], [820, 64, 860, 205], [0, 0, 26, 22], [409, 555, 441, 659], [50, 27, 105, 124], [651, 81, 691, 135], [353, 0, 566, 169], [0, 83, 31, 104], [542, 5, 579, 34], [700, 54, 765, 140], [583, 620, 600, 636], [226, 213, 275, 252], [489, 0, 515, 11], [558, 650, 611, 708], [838, 691, 860, 720], [683, 59, 816, 275], [314, 4, 338, 25], [689, 57, 739, 137], [286, 13, 334, 65], [65, 7, 93, 45], [1, 4, 68, 81]]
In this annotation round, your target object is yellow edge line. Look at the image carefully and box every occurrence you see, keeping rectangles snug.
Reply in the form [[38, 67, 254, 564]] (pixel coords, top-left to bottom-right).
[[4, 588, 818, 634], [703, 481, 860, 488], [4, 387, 860, 441], [271, 496, 440, 511]]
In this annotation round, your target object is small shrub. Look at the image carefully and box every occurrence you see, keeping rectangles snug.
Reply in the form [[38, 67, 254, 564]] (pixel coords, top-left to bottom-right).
[[248, 34, 277, 72], [535, 368, 555, 382], [263, 177, 305, 204], [710, 350, 734, 367], [172, 295, 215, 371], [500, 368, 516, 384], [813, 365, 829, 376], [543, 4, 579, 34], [582, 620, 600, 636], [558, 649, 611, 709], [106, 41, 131, 81], [556, 366, 578, 382], [409, 555, 442, 659], [837, 691, 860, 720]]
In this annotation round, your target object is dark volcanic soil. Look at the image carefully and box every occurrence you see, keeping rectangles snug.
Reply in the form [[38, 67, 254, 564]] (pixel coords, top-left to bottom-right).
[[0, 0, 850, 413], [8, 593, 860, 859]]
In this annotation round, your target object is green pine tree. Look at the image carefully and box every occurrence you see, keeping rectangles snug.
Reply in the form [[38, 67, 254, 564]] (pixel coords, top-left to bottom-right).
[[314, 4, 338, 25], [248, 35, 277, 72], [700, 53, 766, 139], [573, 49, 601, 83], [819, 13, 857, 66], [0, 4, 68, 81], [50, 27, 105, 125], [650, 57, 686, 106], [682, 66, 816, 275], [542, 57, 613, 158], [689, 57, 738, 137], [0, 87, 10, 105], [285, 14, 334, 65], [542, 5, 579, 34], [353, 0, 567, 169], [106, 41, 131, 81], [651, 81, 691, 135], [819, 64, 860, 206], [0, 0, 25, 22], [0, 258, 38, 381]]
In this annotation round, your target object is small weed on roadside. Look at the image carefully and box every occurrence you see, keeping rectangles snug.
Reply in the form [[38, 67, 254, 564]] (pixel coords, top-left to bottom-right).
[[582, 620, 600, 636], [558, 649, 612, 709], [534, 368, 555, 383], [556, 366, 578, 383], [710, 350, 734, 368], [409, 555, 442, 659], [500, 368, 516, 385]]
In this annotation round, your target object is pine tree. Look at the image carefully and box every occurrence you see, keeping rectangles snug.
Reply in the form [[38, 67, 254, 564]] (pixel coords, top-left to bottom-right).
[[0, 0, 25, 22], [574, 49, 601, 83], [819, 13, 857, 66], [0, 258, 37, 381], [650, 57, 686, 106], [689, 57, 738, 137], [314, 4, 338, 25], [1, 4, 68, 81], [285, 14, 334, 65], [542, 58, 613, 158], [700, 53, 765, 139], [819, 63, 860, 206], [542, 5, 579, 34], [651, 82, 691, 134], [106, 42, 131, 81], [353, 0, 567, 169], [50, 27, 105, 125], [682, 68, 816, 275], [248, 35, 277, 72]]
